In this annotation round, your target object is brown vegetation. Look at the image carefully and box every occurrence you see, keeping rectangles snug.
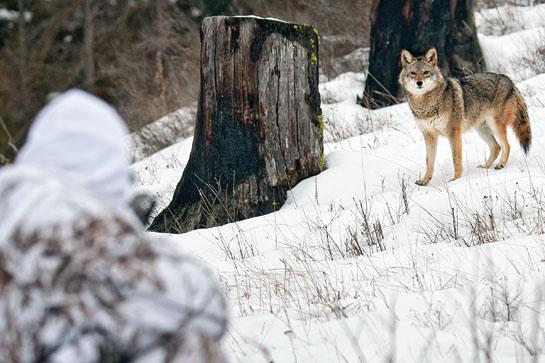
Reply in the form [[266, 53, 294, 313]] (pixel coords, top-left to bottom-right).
[[0, 0, 371, 162]]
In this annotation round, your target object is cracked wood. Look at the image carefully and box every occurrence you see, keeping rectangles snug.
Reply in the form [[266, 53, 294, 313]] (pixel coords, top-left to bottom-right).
[[150, 16, 323, 233]]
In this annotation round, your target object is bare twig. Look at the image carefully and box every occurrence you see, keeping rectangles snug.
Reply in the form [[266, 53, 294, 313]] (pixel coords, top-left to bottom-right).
[[0, 116, 19, 154]]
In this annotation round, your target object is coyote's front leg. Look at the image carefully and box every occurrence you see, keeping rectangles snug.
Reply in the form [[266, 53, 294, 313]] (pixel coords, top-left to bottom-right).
[[416, 132, 437, 186], [448, 130, 463, 181]]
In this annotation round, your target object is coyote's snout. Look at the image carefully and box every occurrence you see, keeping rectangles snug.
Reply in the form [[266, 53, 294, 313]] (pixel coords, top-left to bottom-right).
[[399, 48, 531, 186]]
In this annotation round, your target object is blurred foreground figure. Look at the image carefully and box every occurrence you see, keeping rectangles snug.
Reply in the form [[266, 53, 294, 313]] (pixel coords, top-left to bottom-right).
[[0, 90, 228, 363]]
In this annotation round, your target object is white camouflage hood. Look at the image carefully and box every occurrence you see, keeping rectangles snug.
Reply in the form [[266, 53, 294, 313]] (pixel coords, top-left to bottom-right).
[[0, 89, 134, 239], [16, 89, 132, 204]]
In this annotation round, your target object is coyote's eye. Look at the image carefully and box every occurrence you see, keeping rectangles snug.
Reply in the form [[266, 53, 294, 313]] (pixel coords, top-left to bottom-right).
[[423, 71, 430, 76], [410, 72, 416, 77]]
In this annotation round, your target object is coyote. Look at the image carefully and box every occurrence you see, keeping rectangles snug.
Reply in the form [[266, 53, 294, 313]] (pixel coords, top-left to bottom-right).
[[399, 48, 531, 186]]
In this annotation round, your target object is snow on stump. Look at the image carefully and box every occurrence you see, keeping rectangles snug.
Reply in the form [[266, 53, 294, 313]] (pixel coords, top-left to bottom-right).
[[149, 16, 324, 233]]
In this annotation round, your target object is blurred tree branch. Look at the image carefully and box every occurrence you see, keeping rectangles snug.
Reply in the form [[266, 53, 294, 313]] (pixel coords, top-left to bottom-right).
[[83, 0, 96, 92]]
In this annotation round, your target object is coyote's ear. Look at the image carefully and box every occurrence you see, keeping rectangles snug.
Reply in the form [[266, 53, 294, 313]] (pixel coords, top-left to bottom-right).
[[425, 48, 438, 66], [400, 49, 414, 67]]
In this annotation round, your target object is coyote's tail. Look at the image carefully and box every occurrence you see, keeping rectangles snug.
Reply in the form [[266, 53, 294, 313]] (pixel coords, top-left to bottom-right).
[[512, 88, 531, 154]]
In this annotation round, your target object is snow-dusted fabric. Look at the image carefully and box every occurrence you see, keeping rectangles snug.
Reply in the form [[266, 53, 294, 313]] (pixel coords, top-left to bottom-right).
[[0, 90, 228, 362]]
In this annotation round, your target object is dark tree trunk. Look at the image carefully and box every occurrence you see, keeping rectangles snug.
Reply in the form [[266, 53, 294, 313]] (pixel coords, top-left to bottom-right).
[[360, 0, 485, 109], [16, 0, 29, 116], [83, 0, 95, 92], [149, 16, 323, 233]]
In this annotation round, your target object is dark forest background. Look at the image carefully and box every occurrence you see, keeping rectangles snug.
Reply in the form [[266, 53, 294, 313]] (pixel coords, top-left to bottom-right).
[[0, 0, 520, 163], [0, 0, 370, 162]]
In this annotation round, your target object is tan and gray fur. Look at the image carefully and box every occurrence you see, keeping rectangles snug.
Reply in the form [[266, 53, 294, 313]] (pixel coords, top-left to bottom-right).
[[399, 48, 531, 186]]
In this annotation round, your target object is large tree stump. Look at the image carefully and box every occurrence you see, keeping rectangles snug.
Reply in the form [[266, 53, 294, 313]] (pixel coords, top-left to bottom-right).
[[149, 16, 323, 233], [360, 0, 485, 109]]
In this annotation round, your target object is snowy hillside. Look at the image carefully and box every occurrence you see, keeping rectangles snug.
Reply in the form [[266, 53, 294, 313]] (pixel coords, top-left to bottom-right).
[[133, 4, 545, 362]]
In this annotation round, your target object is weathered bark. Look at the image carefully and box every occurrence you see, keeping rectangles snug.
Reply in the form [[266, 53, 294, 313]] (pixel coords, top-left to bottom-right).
[[361, 0, 485, 109], [149, 16, 323, 233]]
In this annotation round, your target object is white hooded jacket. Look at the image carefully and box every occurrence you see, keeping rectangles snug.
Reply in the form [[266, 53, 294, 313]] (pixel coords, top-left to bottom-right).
[[0, 90, 227, 363], [0, 89, 133, 240]]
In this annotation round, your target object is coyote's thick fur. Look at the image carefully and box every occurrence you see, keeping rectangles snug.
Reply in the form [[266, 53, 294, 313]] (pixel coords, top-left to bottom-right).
[[399, 48, 531, 186]]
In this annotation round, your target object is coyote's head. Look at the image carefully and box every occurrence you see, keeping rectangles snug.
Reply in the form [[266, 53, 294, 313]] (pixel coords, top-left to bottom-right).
[[398, 48, 442, 96]]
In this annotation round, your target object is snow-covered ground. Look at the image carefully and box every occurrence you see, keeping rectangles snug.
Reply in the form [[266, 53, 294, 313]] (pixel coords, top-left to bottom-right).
[[133, 4, 545, 362], [128, 105, 196, 162]]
